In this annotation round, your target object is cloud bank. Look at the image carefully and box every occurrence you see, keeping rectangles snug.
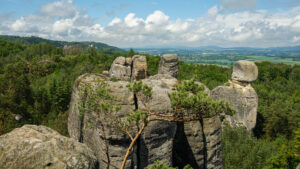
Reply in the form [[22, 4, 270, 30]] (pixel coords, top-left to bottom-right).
[[1, 0, 300, 48]]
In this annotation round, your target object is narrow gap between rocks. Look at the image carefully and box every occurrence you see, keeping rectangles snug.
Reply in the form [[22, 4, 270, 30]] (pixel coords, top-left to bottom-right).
[[200, 118, 207, 169], [79, 90, 87, 143], [133, 93, 141, 169]]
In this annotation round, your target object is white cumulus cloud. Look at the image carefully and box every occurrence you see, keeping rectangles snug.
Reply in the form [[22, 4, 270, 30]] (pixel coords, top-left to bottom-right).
[[39, 0, 76, 18], [0, 0, 300, 48]]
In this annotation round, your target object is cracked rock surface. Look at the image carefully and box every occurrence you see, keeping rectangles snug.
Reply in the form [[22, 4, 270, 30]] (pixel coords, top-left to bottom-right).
[[0, 125, 98, 169]]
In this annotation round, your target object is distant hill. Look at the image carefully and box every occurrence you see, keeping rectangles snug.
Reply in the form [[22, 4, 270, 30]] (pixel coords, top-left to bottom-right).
[[0, 35, 124, 53]]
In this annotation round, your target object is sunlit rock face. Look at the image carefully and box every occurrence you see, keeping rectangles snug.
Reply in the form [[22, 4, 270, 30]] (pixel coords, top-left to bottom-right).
[[108, 55, 147, 81], [158, 54, 179, 78], [109, 56, 131, 80], [232, 60, 258, 83], [0, 125, 98, 169], [131, 55, 147, 81], [212, 60, 258, 131]]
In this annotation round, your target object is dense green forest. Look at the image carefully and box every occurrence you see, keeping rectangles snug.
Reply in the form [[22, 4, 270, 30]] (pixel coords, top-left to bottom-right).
[[0, 35, 124, 53], [0, 39, 299, 168]]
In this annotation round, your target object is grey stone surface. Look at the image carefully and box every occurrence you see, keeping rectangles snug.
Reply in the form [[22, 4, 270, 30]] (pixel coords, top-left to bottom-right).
[[296, 163, 300, 169], [173, 116, 222, 169], [109, 56, 131, 80], [131, 55, 147, 81], [232, 60, 258, 82], [173, 121, 205, 168], [138, 74, 178, 168], [0, 125, 98, 169], [126, 57, 132, 65], [158, 54, 178, 78], [68, 74, 136, 169], [211, 81, 258, 130], [203, 116, 222, 169]]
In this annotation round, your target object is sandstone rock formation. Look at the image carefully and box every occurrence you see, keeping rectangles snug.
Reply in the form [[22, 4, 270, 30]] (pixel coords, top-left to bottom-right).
[[212, 60, 258, 130], [232, 60, 258, 82], [68, 56, 224, 169], [138, 74, 178, 168], [108, 55, 148, 81], [68, 74, 136, 169], [109, 56, 131, 80], [158, 54, 179, 78], [131, 55, 147, 81], [0, 125, 98, 169], [173, 116, 222, 169]]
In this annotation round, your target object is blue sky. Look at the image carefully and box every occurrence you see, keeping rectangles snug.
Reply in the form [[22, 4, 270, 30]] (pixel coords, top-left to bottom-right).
[[0, 0, 300, 47]]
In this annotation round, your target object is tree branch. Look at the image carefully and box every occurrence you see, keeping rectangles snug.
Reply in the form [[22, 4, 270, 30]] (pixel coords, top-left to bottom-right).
[[120, 122, 147, 169]]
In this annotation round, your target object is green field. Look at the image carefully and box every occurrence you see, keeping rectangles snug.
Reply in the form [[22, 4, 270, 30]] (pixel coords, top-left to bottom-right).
[[180, 54, 300, 66], [246, 55, 300, 65]]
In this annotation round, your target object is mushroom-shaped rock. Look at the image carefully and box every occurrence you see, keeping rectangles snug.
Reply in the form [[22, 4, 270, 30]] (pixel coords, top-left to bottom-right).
[[131, 55, 147, 81], [232, 60, 258, 82], [0, 125, 98, 169], [158, 54, 179, 78], [109, 56, 131, 80]]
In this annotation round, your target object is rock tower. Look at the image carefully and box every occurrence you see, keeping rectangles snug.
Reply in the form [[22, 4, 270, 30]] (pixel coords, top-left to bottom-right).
[[68, 54, 223, 169], [212, 60, 258, 130]]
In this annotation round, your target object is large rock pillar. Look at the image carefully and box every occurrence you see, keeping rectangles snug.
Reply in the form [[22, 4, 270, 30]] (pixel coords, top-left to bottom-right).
[[212, 60, 258, 130]]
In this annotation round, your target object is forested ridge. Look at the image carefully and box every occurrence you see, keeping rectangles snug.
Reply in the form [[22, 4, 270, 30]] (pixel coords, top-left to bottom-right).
[[0, 39, 299, 168], [0, 35, 125, 53]]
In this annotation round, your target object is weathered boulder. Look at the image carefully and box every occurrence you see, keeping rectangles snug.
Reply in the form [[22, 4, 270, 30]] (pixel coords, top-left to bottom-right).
[[0, 125, 98, 169], [138, 74, 178, 168], [232, 60, 258, 82], [158, 54, 178, 78], [131, 55, 147, 81], [68, 74, 136, 169], [211, 81, 258, 130], [102, 70, 109, 77], [109, 56, 131, 80]]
